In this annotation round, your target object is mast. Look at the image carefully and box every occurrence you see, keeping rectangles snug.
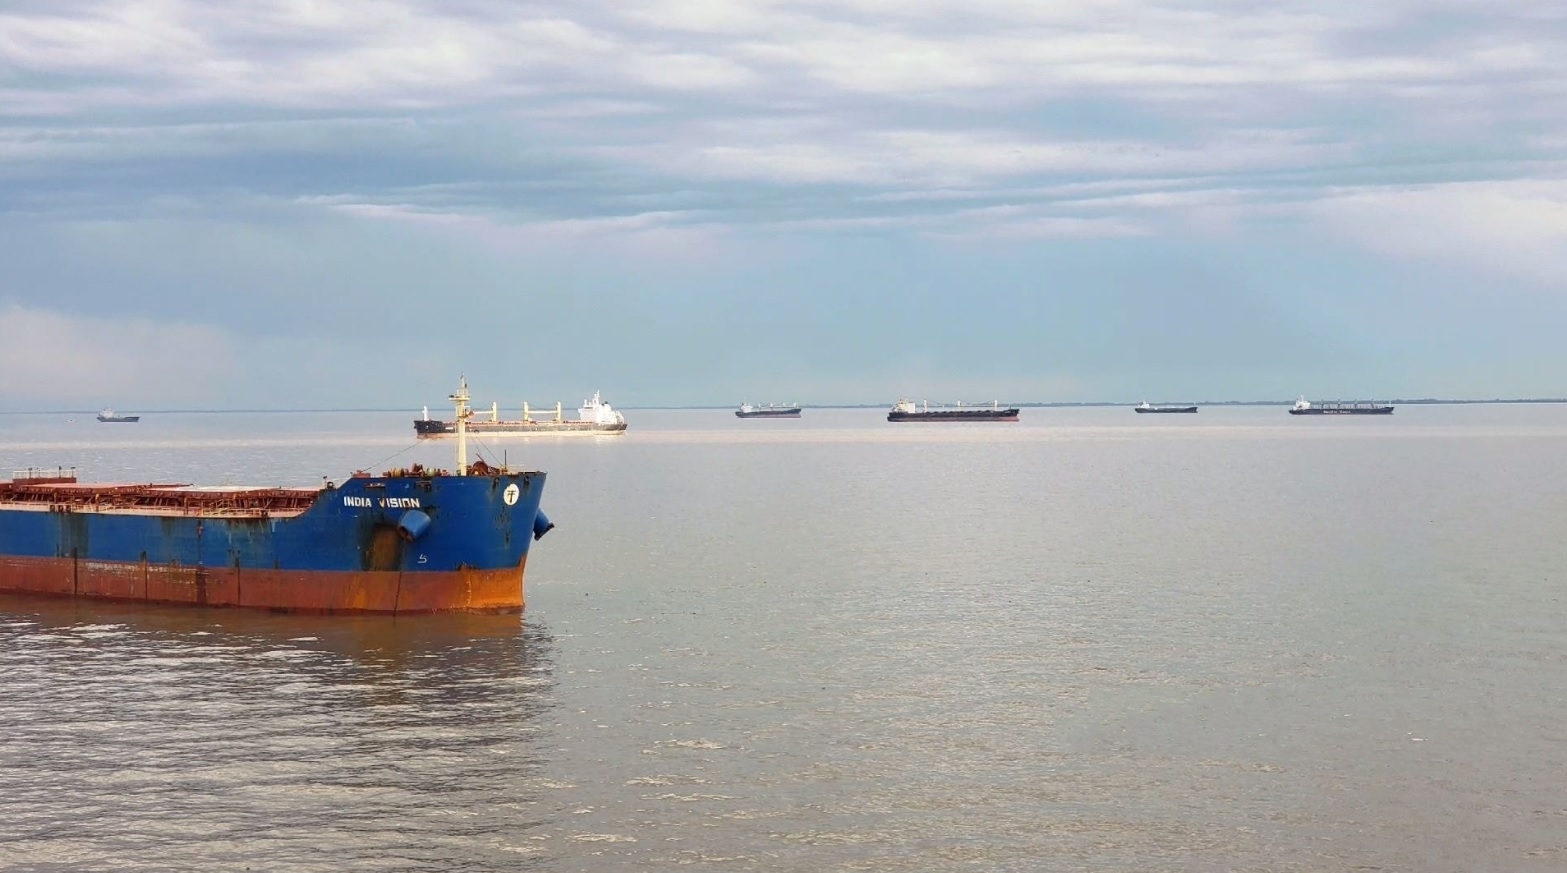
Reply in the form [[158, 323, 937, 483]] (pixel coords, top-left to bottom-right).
[[450, 376, 472, 476]]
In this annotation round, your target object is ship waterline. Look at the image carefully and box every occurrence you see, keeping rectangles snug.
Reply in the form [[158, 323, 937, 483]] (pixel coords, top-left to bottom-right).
[[0, 554, 530, 614]]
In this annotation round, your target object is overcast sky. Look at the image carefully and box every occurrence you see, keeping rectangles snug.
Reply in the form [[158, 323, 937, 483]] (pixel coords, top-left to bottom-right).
[[2, 0, 1564, 409]]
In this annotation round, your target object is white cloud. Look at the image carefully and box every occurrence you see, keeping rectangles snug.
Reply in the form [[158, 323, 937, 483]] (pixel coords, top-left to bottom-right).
[[6, 1, 1563, 112], [1, 0, 1563, 256], [1307, 180, 1567, 286], [0, 1, 754, 111], [601, 124, 1346, 189], [0, 302, 236, 405], [310, 199, 730, 260], [929, 213, 1150, 240]]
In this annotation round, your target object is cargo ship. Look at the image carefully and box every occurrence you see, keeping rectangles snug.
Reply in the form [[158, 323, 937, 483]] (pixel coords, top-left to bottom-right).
[[96, 408, 140, 423], [1288, 396, 1394, 415], [1134, 402, 1198, 414], [887, 399, 1020, 422], [416, 388, 627, 436], [1, 379, 553, 614], [735, 402, 802, 419]]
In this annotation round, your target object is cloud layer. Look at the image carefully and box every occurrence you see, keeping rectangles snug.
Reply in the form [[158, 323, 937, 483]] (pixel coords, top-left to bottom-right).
[[0, 302, 234, 404], [1, 1, 1564, 405]]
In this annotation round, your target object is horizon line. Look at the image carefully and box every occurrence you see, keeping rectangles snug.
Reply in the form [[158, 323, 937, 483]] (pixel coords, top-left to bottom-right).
[[3, 397, 1567, 415]]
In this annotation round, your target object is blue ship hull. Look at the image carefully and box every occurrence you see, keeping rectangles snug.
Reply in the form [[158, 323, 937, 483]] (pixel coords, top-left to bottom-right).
[[0, 472, 550, 614]]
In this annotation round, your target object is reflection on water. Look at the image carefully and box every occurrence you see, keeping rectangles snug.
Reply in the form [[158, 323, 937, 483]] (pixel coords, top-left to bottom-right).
[[0, 596, 556, 872]]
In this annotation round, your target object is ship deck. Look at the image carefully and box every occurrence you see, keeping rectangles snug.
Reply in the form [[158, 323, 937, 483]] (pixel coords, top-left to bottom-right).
[[0, 480, 321, 518]]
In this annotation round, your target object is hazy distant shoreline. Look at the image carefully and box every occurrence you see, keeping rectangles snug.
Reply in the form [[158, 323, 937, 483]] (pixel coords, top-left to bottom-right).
[[5, 398, 1567, 415]]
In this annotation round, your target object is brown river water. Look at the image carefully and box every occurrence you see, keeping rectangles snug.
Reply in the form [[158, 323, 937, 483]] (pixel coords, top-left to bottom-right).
[[2, 405, 1565, 871]]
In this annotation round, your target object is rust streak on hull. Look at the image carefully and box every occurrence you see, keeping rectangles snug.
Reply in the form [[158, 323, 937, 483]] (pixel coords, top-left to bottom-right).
[[0, 554, 528, 615]]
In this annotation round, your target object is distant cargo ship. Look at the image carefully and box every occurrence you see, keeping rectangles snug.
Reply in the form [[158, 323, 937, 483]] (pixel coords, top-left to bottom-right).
[[96, 409, 140, 423], [1134, 402, 1198, 414], [887, 399, 1020, 422], [1289, 396, 1394, 415], [1, 379, 552, 614], [416, 388, 627, 436], [735, 402, 801, 419]]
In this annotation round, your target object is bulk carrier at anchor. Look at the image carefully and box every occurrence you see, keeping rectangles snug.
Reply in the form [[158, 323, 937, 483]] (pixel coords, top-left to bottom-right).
[[0, 379, 553, 615], [735, 402, 802, 419], [887, 399, 1020, 422], [416, 387, 627, 436], [1288, 396, 1394, 415]]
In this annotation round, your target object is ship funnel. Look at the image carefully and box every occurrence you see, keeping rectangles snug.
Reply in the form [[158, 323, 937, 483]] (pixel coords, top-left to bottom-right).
[[532, 509, 555, 541]]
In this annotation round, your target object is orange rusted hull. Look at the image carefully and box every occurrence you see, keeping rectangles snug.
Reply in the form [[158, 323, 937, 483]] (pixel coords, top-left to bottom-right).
[[0, 554, 527, 615]]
